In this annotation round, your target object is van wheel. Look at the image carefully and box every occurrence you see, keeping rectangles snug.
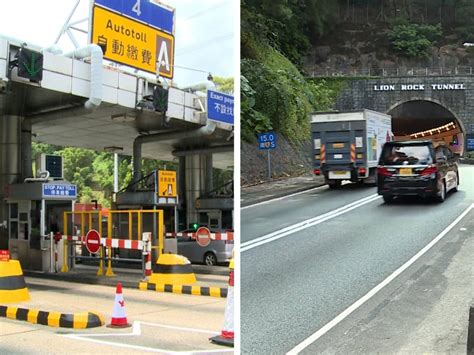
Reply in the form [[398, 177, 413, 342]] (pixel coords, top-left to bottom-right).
[[383, 195, 393, 203], [204, 252, 217, 266], [437, 182, 446, 203]]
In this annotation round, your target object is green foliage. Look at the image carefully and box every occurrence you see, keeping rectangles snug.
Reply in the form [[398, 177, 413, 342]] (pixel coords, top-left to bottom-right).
[[241, 43, 341, 143], [31, 142, 182, 207], [213, 76, 234, 94], [455, 0, 474, 42], [389, 23, 442, 58], [242, 0, 339, 67]]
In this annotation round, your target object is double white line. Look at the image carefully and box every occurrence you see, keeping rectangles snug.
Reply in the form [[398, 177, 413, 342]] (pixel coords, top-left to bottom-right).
[[241, 194, 381, 252]]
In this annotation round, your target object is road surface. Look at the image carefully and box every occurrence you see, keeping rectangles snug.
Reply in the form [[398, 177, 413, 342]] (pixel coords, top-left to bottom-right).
[[241, 164, 474, 354]]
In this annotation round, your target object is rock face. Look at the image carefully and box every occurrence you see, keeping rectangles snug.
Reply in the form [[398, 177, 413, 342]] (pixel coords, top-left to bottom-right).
[[241, 137, 313, 186], [305, 24, 474, 76]]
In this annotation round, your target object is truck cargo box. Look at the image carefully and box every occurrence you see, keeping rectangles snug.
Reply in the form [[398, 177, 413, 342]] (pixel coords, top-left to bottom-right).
[[311, 109, 392, 187]]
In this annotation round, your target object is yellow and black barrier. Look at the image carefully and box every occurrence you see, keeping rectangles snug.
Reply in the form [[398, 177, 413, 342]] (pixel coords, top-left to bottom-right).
[[0, 305, 104, 329], [139, 282, 227, 298], [148, 254, 197, 285], [0, 259, 30, 303]]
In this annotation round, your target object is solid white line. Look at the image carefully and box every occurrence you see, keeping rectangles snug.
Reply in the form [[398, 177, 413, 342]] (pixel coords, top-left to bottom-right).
[[287, 202, 474, 354], [241, 184, 331, 210], [61, 321, 227, 354], [241, 193, 377, 248], [241, 194, 380, 252], [139, 321, 219, 335]]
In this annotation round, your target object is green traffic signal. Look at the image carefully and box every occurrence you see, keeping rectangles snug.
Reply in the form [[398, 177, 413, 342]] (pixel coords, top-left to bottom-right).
[[18, 48, 43, 82]]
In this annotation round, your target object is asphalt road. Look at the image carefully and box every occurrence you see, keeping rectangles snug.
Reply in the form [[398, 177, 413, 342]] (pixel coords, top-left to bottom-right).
[[0, 277, 232, 354], [241, 164, 474, 354]]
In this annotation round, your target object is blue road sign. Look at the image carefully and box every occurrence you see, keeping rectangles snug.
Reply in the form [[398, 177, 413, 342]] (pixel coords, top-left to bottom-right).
[[42, 184, 77, 198], [207, 90, 234, 125], [258, 132, 277, 150], [94, 0, 175, 34], [467, 136, 474, 151]]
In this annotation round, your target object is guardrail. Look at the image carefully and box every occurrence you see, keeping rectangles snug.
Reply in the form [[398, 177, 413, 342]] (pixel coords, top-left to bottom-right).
[[308, 66, 474, 77]]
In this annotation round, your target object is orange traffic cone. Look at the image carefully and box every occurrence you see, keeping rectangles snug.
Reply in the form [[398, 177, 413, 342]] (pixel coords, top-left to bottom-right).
[[210, 258, 234, 347], [108, 283, 131, 328]]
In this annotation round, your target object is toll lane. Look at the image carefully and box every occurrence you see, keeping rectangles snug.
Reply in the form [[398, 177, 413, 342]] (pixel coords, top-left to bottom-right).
[[0, 278, 230, 354], [241, 165, 474, 354]]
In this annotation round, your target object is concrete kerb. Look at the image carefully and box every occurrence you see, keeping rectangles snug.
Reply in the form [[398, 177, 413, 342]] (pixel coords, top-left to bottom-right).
[[0, 305, 104, 329], [138, 281, 227, 298]]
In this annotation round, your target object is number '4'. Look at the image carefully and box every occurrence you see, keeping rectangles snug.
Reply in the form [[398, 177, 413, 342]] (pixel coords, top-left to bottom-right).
[[132, 0, 141, 16]]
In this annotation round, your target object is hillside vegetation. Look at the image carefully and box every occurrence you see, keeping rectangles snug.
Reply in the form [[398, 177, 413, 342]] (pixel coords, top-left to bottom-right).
[[241, 0, 474, 145]]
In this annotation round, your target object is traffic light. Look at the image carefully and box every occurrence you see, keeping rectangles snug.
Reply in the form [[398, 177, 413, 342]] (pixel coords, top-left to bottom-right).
[[18, 48, 43, 82], [153, 85, 168, 113], [189, 222, 199, 231]]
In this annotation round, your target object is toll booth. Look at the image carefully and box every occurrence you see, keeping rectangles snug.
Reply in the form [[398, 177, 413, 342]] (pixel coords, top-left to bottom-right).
[[5, 181, 76, 271], [115, 169, 178, 258]]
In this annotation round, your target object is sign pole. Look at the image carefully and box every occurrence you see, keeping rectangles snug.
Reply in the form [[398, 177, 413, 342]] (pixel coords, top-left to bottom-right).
[[267, 149, 271, 181]]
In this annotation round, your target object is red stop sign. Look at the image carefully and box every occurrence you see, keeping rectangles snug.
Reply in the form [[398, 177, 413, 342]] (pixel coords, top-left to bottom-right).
[[196, 227, 211, 247], [85, 229, 101, 254]]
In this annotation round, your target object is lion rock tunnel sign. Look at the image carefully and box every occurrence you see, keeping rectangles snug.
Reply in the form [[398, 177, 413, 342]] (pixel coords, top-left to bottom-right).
[[91, 0, 175, 77]]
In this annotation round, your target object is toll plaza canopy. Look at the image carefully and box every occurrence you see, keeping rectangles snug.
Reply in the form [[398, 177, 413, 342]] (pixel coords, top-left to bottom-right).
[[0, 36, 234, 169]]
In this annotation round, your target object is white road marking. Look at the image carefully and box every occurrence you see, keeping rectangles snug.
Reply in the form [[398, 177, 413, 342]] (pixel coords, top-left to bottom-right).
[[241, 184, 333, 210], [61, 321, 232, 354], [241, 194, 380, 252], [287, 203, 474, 354]]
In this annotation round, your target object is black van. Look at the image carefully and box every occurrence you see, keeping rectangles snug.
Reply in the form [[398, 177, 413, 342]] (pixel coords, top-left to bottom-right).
[[377, 140, 459, 203]]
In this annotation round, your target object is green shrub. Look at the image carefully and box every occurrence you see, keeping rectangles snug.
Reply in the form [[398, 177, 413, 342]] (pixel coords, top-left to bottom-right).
[[389, 23, 441, 58]]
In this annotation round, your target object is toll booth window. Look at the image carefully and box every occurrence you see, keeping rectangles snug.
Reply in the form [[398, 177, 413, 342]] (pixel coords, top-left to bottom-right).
[[10, 203, 18, 219], [19, 223, 29, 240], [10, 222, 18, 239]]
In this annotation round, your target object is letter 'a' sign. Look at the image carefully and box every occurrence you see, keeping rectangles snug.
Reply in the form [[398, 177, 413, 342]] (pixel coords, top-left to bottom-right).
[[91, 0, 175, 78]]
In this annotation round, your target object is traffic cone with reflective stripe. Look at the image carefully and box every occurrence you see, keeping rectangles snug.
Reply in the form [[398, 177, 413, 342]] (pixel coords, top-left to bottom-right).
[[108, 283, 131, 328], [210, 258, 234, 347]]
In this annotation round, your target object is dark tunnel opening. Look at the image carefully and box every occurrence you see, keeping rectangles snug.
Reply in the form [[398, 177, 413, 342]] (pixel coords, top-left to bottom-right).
[[388, 100, 464, 155]]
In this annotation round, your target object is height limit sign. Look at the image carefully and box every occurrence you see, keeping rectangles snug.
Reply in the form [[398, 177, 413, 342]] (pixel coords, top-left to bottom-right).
[[258, 132, 277, 180]]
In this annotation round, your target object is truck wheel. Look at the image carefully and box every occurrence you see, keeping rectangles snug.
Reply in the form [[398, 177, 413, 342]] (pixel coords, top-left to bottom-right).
[[328, 180, 342, 189]]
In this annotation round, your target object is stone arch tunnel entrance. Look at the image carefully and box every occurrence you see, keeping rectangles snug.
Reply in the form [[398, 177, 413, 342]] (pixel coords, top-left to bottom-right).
[[388, 100, 465, 155]]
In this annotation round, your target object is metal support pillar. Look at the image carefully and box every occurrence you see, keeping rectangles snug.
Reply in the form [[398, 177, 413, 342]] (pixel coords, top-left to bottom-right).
[[184, 154, 212, 227], [0, 116, 21, 248]]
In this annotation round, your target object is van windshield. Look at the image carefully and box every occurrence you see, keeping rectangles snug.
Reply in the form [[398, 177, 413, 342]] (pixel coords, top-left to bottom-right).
[[381, 145, 433, 165]]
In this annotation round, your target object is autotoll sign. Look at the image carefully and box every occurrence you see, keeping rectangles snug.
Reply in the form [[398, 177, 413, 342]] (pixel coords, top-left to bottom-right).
[[91, 4, 175, 77], [85, 229, 101, 254], [258, 132, 277, 150], [158, 170, 177, 197]]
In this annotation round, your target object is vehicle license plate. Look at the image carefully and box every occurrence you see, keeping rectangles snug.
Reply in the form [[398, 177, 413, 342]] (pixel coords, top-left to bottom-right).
[[399, 168, 412, 176], [332, 143, 344, 148]]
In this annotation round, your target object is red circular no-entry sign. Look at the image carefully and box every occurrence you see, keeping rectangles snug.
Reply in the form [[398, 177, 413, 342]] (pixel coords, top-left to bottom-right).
[[196, 227, 211, 247], [85, 229, 101, 254]]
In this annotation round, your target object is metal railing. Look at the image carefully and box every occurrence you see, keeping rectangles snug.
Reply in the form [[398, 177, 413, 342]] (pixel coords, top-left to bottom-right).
[[61, 209, 164, 276], [308, 66, 474, 78]]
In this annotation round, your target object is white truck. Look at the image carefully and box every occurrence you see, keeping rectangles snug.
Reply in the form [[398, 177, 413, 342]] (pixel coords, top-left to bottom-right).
[[311, 109, 392, 188]]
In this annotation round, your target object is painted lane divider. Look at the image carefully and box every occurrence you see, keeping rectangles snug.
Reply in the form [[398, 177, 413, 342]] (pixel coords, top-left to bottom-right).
[[241, 194, 381, 252], [138, 282, 227, 298], [0, 305, 104, 328]]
